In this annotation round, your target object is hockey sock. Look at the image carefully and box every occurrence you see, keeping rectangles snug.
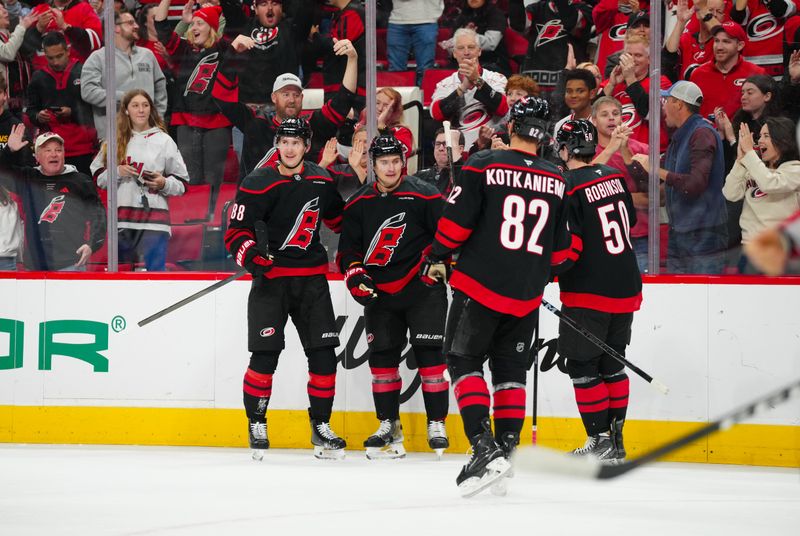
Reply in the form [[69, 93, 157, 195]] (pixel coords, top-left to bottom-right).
[[306, 347, 338, 422], [604, 370, 630, 423], [453, 373, 491, 439], [572, 376, 610, 435], [243, 352, 279, 421], [492, 383, 526, 440], [370, 367, 402, 420], [415, 347, 449, 421]]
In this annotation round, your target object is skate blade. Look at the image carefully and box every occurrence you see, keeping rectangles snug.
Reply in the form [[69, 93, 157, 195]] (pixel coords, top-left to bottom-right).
[[458, 457, 512, 498], [434, 448, 445, 459], [365, 443, 406, 460], [251, 449, 266, 461], [490, 466, 513, 496], [313, 446, 346, 460]]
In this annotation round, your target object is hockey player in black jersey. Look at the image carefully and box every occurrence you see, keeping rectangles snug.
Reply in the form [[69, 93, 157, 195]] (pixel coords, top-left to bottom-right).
[[554, 119, 643, 464], [421, 97, 575, 497], [224, 117, 346, 461], [337, 134, 451, 459]]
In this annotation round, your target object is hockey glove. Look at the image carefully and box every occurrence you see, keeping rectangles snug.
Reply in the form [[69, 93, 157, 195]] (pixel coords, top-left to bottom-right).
[[238, 239, 274, 278], [344, 263, 377, 306], [419, 251, 450, 286]]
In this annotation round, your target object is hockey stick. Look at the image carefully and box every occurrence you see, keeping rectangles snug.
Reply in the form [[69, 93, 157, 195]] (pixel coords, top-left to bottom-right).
[[514, 376, 800, 480], [442, 121, 456, 193], [541, 299, 669, 395], [138, 221, 268, 327], [530, 315, 540, 445]]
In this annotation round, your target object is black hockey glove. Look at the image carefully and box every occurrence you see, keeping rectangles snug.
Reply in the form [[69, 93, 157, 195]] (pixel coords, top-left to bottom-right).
[[418, 247, 450, 286], [344, 263, 377, 306], [237, 239, 274, 278]]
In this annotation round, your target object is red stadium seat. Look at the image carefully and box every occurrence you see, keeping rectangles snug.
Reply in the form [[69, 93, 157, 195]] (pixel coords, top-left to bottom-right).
[[167, 224, 205, 266], [435, 27, 453, 67], [377, 70, 416, 87], [376, 28, 388, 69], [420, 69, 452, 107], [504, 27, 528, 67], [307, 72, 324, 89], [169, 184, 211, 224]]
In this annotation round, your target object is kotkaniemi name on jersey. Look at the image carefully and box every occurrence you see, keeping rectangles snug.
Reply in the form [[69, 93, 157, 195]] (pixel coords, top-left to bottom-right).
[[485, 168, 566, 198]]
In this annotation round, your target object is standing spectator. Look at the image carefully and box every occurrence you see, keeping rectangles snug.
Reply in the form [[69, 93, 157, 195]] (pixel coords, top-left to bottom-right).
[[416, 127, 465, 195], [722, 117, 800, 272], [23, 0, 102, 72], [136, 3, 172, 74], [375, 87, 413, 163], [634, 81, 728, 274], [602, 9, 651, 79], [81, 11, 167, 141], [440, 0, 510, 76], [509, 0, 593, 97], [0, 6, 37, 116], [27, 32, 96, 176], [319, 126, 368, 200], [593, 0, 650, 76], [601, 34, 671, 152], [689, 21, 765, 120], [387, 0, 443, 86], [91, 90, 189, 272], [730, 0, 796, 78], [311, 0, 365, 106], [155, 0, 232, 186], [553, 68, 597, 136], [0, 184, 21, 270], [0, 127, 106, 271], [430, 28, 508, 151], [663, 0, 726, 81]]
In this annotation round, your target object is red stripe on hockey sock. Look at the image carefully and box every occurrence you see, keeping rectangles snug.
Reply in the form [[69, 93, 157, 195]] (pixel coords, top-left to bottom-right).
[[372, 380, 402, 393], [307, 373, 336, 399], [454, 376, 490, 411], [243, 369, 272, 397], [606, 376, 630, 409], [577, 400, 610, 413], [493, 408, 526, 419], [493, 387, 525, 408], [419, 365, 449, 393], [243, 383, 272, 397], [371, 367, 402, 393], [574, 382, 609, 404]]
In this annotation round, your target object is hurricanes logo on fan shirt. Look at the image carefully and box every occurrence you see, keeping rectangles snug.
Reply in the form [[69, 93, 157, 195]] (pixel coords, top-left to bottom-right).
[[534, 20, 566, 49], [609, 22, 627, 41], [747, 13, 781, 42], [365, 213, 407, 267], [185, 52, 219, 95], [251, 26, 279, 47], [38, 195, 66, 224], [280, 197, 320, 250]]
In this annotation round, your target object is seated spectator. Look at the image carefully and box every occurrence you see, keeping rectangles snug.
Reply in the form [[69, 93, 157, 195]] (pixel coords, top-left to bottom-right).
[[601, 34, 671, 152], [0, 185, 22, 270], [633, 81, 728, 274], [387, 0, 443, 86], [730, 0, 795, 78], [23, 0, 102, 72], [690, 21, 765, 120], [319, 125, 368, 200], [509, 0, 593, 96], [213, 39, 358, 176], [591, 95, 650, 271], [472, 73, 539, 152], [155, 0, 232, 186], [602, 9, 651, 78], [81, 10, 167, 141], [553, 68, 597, 136], [311, 0, 365, 107], [663, 0, 725, 81], [782, 49, 800, 123], [91, 90, 189, 272], [0, 127, 106, 271], [430, 28, 508, 151], [376, 87, 413, 163], [722, 117, 800, 272], [416, 127, 465, 196], [27, 32, 96, 176], [0, 6, 37, 116], [593, 0, 649, 76], [440, 0, 510, 76]]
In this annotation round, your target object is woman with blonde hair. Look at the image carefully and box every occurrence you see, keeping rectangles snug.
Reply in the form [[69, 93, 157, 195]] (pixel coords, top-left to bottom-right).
[[90, 89, 188, 271], [376, 87, 414, 164]]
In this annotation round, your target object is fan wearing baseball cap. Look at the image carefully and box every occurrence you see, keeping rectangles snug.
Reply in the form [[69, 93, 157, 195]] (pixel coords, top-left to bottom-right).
[[632, 81, 729, 274], [689, 21, 765, 119]]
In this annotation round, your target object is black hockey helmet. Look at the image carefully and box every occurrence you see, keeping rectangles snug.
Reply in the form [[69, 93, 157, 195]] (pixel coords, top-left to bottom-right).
[[274, 116, 312, 146], [556, 119, 598, 157], [509, 96, 551, 142], [369, 133, 405, 165]]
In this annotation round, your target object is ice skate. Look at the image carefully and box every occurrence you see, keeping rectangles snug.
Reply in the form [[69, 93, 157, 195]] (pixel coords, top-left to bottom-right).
[[456, 419, 511, 498], [571, 432, 618, 464], [309, 409, 346, 460], [364, 419, 405, 459], [248, 419, 269, 461], [611, 418, 626, 461], [427, 420, 449, 459], [491, 431, 519, 496]]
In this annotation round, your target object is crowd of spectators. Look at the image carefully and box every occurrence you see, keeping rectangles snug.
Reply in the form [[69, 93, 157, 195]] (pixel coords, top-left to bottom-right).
[[0, 0, 799, 275]]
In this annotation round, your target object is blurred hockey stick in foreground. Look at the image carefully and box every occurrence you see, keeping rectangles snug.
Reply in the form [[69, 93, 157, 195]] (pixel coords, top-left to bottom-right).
[[541, 299, 669, 394], [442, 120, 456, 194], [138, 221, 268, 327], [514, 377, 800, 480]]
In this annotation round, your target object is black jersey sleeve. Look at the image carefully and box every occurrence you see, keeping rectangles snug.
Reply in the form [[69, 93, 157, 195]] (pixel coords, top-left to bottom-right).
[[336, 190, 366, 271], [430, 154, 485, 259]]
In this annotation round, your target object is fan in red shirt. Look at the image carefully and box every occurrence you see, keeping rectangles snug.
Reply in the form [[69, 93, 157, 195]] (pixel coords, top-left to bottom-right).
[[27, 1, 102, 72]]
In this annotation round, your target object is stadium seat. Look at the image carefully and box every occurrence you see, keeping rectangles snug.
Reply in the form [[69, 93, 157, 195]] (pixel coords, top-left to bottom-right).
[[376, 28, 388, 68], [167, 223, 205, 267], [504, 27, 528, 70], [377, 70, 416, 87], [435, 27, 453, 68], [420, 69, 452, 107], [307, 71, 324, 89], [169, 184, 212, 224]]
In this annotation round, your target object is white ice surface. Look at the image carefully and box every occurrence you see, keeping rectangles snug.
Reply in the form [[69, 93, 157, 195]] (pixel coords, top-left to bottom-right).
[[1, 444, 798, 536]]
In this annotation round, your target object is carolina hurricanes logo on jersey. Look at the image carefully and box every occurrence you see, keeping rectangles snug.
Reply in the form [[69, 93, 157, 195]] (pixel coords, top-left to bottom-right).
[[280, 197, 320, 250], [619, 103, 641, 130], [747, 13, 781, 42], [251, 26, 279, 46], [38, 195, 66, 224], [609, 23, 628, 41], [185, 52, 219, 95], [364, 212, 407, 267], [534, 20, 566, 48]]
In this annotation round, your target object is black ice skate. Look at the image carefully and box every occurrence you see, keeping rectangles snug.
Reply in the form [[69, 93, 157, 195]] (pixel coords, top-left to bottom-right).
[[248, 418, 269, 461], [427, 420, 449, 458], [456, 419, 511, 498], [491, 431, 520, 497], [309, 409, 346, 460], [571, 432, 618, 464], [611, 418, 626, 461], [364, 419, 405, 459]]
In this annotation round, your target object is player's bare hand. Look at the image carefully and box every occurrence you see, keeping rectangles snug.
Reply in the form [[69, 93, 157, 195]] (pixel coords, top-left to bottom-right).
[[491, 136, 509, 150], [75, 244, 92, 266], [476, 125, 495, 148], [7, 123, 28, 152], [744, 227, 788, 276]]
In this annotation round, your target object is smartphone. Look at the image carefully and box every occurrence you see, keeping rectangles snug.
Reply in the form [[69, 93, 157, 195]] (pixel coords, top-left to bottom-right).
[[707, 114, 716, 122], [47, 106, 62, 112]]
